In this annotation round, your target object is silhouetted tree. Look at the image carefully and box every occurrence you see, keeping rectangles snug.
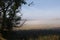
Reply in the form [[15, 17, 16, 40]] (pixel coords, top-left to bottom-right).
[[0, 0, 26, 31]]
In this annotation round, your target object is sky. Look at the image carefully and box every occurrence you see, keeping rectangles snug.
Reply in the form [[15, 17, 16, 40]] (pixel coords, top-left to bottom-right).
[[21, 0, 60, 20]]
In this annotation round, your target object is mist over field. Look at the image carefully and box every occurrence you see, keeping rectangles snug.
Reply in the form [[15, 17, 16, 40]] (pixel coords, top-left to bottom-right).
[[14, 19, 60, 30]]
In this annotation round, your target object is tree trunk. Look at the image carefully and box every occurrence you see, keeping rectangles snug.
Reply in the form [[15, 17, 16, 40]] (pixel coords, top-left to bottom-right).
[[1, 9, 6, 31]]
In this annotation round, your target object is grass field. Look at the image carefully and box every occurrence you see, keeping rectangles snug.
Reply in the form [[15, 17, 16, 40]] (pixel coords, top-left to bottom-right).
[[1, 34, 60, 40], [1, 29, 60, 40], [25, 35, 60, 40], [1, 20, 60, 40]]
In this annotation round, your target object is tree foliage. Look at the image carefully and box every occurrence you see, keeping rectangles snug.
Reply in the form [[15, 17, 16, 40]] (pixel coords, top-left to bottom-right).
[[0, 0, 26, 31]]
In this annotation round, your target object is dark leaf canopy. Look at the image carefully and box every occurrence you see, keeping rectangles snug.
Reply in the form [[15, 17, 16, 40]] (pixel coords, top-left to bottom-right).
[[0, 0, 26, 31]]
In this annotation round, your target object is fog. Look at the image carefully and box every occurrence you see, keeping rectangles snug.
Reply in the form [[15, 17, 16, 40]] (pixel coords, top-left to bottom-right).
[[14, 19, 60, 30]]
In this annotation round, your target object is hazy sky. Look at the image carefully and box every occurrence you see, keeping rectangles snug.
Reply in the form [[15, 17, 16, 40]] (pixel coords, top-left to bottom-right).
[[21, 0, 60, 19]]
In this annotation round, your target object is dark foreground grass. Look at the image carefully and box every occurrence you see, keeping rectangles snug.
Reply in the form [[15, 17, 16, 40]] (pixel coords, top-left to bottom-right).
[[36, 35, 60, 40], [0, 34, 60, 40], [1, 29, 60, 40]]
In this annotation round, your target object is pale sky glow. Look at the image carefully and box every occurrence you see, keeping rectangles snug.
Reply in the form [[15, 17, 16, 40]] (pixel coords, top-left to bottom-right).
[[21, 0, 60, 19]]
